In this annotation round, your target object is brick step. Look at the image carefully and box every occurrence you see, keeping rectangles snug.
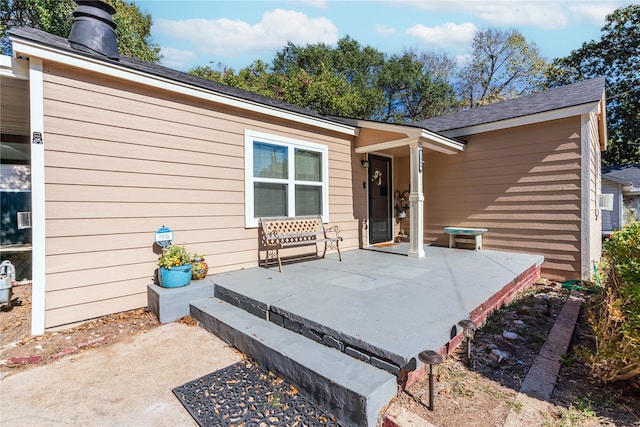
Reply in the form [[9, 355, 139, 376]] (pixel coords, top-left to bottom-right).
[[190, 297, 398, 427]]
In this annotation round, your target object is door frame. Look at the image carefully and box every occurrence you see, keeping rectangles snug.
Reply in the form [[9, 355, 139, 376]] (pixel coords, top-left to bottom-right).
[[367, 153, 393, 244]]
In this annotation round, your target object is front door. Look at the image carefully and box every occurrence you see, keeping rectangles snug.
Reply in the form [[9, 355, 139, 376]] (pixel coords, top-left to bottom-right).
[[368, 154, 393, 244]]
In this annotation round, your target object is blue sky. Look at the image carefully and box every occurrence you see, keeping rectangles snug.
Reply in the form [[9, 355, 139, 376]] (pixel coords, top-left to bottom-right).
[[132, 1, 637, 72]]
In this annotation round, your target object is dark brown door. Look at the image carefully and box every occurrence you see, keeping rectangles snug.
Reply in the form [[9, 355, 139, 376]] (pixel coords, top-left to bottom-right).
[[368, 154, 393, 244]]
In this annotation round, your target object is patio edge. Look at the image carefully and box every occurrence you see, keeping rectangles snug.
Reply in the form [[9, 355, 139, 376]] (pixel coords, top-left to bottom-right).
[[405, 260, 543, 388]]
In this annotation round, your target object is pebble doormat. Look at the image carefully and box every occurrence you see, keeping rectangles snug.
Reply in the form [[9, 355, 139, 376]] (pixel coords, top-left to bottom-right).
[[173, 360, 343, 426]]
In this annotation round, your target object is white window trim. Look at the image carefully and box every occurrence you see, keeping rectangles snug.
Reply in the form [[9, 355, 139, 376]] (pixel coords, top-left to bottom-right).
[[244, 130, 329, 228]]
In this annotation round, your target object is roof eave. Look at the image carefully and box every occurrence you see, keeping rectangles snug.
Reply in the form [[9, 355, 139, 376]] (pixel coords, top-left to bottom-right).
[[598, 92, 608, 150], [0, 54, 29, 79], [335, 117, 464, 155], [9, 34, 357, 137], [439, 102, 603, 139]]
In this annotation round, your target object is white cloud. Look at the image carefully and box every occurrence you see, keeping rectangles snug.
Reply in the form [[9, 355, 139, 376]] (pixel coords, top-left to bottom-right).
[[159, 47, 197, 70], [567, 3, 620, 25], [295, 0, 329, 9], [153, 9, 338, 58], [395, 0, 627, 29], [467, 3, 571, 29], [375, 24, 396, 35], [406, 22, 477, 50]]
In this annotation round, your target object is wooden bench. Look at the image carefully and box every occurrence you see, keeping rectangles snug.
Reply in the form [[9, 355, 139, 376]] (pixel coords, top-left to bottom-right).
[[260, 216, 343, 272], [444, 227, 488, 250]]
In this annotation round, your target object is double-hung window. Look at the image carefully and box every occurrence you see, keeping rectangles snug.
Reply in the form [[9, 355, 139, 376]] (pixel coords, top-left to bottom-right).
[[245, 130, 329, 227]]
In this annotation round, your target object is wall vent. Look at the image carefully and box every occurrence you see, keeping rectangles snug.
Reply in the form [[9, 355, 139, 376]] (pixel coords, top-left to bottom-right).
[[17, 212, 32, 229], [597, 194, 614, 211]]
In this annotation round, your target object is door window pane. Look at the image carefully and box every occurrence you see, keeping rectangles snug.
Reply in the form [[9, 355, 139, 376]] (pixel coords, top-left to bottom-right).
[[295, 149, 322, 182], [254, 183, 287, 217], [295, 185, 322, 216], [254, 142, 287, 179]]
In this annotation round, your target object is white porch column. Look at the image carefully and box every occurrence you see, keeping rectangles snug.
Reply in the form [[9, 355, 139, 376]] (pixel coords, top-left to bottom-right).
[[29, 58, 46, 335], [408, 142, 425, 258]]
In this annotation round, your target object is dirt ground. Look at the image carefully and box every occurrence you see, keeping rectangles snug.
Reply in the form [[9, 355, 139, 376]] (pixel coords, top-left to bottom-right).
[[1, 280, 639, 426], [391, 280, 640, 426], [0, 284, 162, 378]]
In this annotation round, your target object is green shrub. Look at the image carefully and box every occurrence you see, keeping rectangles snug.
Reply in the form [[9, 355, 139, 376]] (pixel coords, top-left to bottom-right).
[[587, 222, 640, 382]]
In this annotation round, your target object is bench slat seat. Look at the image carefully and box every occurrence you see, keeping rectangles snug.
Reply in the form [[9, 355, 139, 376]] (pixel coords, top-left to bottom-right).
[[260, 216, 343, 272], [444, 227, 488, 251]]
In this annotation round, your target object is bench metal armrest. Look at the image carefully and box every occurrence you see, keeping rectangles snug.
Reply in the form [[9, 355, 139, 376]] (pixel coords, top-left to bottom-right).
[[324, 225, 342, 240]]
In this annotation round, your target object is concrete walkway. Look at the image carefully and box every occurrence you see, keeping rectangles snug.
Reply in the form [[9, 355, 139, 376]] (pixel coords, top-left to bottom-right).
[[0, 323, 242, 426]]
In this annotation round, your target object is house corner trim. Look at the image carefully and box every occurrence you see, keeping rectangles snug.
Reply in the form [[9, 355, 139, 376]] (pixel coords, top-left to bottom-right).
[[29, 58, 46, 335], [580, 114, 592, 281]]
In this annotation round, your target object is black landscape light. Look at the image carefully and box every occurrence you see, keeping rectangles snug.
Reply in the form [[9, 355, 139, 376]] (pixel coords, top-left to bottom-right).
[[418, 350, 443, 411], [458, 319, 478, 364]]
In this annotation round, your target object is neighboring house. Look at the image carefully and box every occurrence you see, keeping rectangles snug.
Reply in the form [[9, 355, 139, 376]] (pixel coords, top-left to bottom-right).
[[1, 18, 607, 332], [601, 164, 640, 234]]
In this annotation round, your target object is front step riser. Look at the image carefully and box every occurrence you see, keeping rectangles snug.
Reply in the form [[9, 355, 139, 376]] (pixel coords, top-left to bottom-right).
[[191, 300, 397, 427], [214, 284, 404, 374]]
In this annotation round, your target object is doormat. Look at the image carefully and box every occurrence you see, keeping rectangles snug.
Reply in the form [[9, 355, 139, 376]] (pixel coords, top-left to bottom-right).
[[172, 360, 343, 426], [373, 242, 398, 248]]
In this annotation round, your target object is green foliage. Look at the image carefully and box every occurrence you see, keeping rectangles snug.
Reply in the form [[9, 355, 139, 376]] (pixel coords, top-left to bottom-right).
[[271, 36, 386, 119], [107, 0, 160, 62], [605, 222, 640, 284], [457, 28, 548, 108], [559, 353, 576, 367], [1, 0, 160, 62], [1, 0, 73, 53], [546, 4, 640, 165], [157, 245, 191, 269], [587, 222, 640, 382], [189, 36, 459, 123], [551, 396, 597, 426], [375, 51, 458, 123]]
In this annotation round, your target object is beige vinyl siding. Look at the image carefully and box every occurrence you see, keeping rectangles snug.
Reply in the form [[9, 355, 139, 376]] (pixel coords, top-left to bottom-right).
[[424, 118, 583, 280], [41, 63, 357, 328]]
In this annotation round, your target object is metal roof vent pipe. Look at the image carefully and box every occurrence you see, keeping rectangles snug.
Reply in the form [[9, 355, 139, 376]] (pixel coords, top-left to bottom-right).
[[68, 0, 119, 60]]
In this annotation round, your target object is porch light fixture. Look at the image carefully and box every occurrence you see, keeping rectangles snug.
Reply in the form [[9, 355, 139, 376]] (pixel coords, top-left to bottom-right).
[[458, 319, 478, 365], [361, 159, 369, 168], [418, 349, 443, 411]]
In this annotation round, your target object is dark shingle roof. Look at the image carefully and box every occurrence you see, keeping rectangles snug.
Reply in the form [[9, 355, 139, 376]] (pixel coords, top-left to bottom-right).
[[418, 77, 606, 133], [8, 26, 343, 126], [602, 164, 640, 187]]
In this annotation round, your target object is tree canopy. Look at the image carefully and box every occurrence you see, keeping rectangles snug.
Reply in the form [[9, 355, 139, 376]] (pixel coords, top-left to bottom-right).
[[457, 28, 547, 108], [547, 4, 640, 165], [1, 0, 160, 62], [376, 51, 458, 122], [191, 36, 458, 123]]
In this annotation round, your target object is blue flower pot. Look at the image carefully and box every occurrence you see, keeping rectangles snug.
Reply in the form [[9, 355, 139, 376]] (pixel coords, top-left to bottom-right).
[[158, 264, 192, 288]]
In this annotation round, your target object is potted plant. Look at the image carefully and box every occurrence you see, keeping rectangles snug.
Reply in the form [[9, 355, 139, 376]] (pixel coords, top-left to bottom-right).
[[191, 253, 209, 280], [157, 244, 192, 288]]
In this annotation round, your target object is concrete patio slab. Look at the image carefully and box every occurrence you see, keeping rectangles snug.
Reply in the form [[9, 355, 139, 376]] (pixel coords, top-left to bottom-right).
[[211, 247, 544, 369]]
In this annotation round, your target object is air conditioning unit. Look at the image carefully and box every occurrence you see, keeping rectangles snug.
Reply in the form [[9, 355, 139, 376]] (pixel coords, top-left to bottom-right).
[[597, 194, 614, 211], [17, 212, 32, 229]]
